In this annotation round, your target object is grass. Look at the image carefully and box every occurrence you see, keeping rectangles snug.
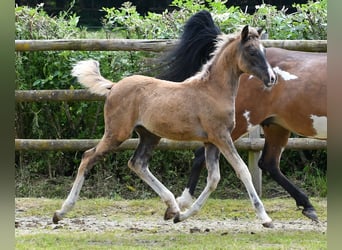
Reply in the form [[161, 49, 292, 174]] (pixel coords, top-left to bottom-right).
[[15, 197, 327, 249], [16, 231, 326, 250]]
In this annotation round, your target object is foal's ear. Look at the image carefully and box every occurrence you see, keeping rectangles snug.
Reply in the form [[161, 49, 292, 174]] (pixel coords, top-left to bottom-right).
[[241, 25, 249, 42]]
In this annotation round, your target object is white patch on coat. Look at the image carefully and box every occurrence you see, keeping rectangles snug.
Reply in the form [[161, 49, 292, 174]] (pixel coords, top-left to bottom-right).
[[243, 110, 258, 132], [310, 115, 327, 139], [273, 66, 298, 81]]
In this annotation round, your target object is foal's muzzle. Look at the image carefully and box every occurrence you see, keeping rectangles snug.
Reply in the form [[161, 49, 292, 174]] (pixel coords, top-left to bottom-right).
[[265, 67, 277, 87]]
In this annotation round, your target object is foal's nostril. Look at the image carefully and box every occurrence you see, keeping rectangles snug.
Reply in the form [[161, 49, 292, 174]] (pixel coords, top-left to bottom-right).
[[272, 73, 277, 84], [269, 71, 277, 85]]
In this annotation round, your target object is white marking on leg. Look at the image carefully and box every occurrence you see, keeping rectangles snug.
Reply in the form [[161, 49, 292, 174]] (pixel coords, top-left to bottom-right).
[[128, 159, 180, 215], [176, 188, 193, 210], [238, 163, 272, 225], [55, 175, 85, 220], [219, 137, 272, 226], [310, 115, 327, 139], [273, 66, 298, 81], [177, 145, 220, 222], [177, 166, 220, 221]]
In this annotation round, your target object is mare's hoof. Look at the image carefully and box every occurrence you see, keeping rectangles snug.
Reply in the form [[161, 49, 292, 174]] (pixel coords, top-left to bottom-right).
[[262, 221, 274, 228], [164, 207, 176, 221], [52, 212, 62, 224], [302, 208, 319, 222]]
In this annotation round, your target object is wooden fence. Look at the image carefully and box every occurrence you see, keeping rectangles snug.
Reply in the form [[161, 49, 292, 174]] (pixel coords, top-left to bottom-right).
[[15, 39, 327, 52], [15, 38, 327, 195]]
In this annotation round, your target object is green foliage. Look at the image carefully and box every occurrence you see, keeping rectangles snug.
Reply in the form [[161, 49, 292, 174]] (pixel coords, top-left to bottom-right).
[[15, 1, 327, 199]]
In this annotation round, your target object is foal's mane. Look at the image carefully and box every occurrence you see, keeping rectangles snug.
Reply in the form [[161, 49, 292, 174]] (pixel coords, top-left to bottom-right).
[[157, 10, 221, 82], [185, 33, 238, 82]]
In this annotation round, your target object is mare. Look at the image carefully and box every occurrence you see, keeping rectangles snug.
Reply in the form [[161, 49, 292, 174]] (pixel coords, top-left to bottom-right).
[[52, 25, 277, 227], [159, 11, 327, 222]]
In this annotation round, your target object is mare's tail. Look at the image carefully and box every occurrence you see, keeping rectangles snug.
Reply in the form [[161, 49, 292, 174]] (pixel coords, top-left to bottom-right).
[[71, 59, 114, 96]]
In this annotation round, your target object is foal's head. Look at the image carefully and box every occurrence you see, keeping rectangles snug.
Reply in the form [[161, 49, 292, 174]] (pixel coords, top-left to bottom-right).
[[236, 25, 277, 87]]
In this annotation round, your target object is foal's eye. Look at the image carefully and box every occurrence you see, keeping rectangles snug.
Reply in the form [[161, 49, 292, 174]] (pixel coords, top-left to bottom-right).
[[249, 49, 258, 56]]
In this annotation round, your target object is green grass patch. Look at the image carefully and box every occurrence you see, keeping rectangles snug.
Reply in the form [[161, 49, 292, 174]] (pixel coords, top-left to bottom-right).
[[16, 230, 326, 250]]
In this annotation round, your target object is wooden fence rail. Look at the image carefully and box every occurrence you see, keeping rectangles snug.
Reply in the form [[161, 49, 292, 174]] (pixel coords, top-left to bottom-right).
[[15, 89, 102, 102], [15, 39, 327, 52], [15, 138, 326, 152]]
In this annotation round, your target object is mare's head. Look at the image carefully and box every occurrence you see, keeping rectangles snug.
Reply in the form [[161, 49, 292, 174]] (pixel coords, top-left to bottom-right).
[[236, 25, 277, 87]]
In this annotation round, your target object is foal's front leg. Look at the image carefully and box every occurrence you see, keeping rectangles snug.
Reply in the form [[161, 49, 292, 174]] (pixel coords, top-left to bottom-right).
[[175, 143, 220, 222], [218, 134, 273, 228]]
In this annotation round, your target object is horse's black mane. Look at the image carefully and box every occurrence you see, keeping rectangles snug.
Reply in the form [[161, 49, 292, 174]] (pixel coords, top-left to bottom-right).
[[157, 10, 221, 82]]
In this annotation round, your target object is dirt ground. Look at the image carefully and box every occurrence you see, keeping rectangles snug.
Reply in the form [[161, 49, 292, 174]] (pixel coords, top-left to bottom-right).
[[15, 204, 327, 236]]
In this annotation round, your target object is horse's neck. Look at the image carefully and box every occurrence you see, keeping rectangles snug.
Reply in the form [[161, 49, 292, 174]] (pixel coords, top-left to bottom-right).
[[207, 49, 240, 97]]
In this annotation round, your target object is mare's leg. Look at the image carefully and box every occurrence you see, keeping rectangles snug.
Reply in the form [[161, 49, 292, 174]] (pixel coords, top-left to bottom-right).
[[176, 147, 206, 210], [175, 143, 220, 222], [53, 134, 121, 223], [260, 123, 318, 221], [217, 134, 273, 228], [128, 126, 180, 220]]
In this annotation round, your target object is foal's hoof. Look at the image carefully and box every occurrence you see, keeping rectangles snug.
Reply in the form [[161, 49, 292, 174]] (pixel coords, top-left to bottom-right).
[[302, 208, 319, 222], [52, 212, 62, 224], [173, 213, 181, 223], [164, 207, 177, 221], [262, 221, 274, 228]]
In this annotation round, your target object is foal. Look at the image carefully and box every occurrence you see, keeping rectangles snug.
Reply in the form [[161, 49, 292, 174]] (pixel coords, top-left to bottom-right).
[[160, 11, 326, 222], [53, 26, 276, 227]]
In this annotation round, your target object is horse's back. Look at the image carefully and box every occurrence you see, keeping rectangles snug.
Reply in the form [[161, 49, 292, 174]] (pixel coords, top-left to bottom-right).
[[266, 48, 326, 74]]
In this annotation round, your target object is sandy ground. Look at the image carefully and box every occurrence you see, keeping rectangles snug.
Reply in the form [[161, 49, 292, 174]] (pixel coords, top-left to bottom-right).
[[15, 208, 327, 236]]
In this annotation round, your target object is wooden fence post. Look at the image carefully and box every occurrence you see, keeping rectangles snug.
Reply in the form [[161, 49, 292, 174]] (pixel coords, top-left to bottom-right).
[[248, 126, 262, 196]]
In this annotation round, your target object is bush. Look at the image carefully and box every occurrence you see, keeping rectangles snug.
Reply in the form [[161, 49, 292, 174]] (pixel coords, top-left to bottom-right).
[[15, 0, 327, 199]]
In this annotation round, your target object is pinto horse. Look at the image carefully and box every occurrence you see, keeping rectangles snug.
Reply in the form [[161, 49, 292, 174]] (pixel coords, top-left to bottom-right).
[[53, 26, 277, 227], [159, 11, 327, 222]]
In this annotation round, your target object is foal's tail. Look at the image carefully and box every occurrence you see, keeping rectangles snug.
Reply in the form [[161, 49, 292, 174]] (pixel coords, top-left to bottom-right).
[[71, 59, 114, 96]]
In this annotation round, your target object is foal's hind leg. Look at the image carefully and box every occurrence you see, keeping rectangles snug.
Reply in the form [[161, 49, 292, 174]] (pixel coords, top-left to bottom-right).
[[175, 143, 220, 222], [128, 126, 180, 220], [217, 135, 273, 228], [176, 147, 205, 210], [53, 135, 121, 224]]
